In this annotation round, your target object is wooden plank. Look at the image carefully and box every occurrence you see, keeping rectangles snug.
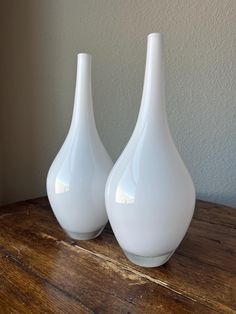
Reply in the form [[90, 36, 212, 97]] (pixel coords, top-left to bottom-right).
[[0, 249, 90, 314], [194, 200, 236, 228], [178, 219, 236, 273], [0, 201, 219, 314]]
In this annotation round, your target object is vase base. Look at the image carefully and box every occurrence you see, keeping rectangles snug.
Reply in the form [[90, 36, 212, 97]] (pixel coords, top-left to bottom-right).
[[123, 250, 174, 267], [65, 226, 104, 240]]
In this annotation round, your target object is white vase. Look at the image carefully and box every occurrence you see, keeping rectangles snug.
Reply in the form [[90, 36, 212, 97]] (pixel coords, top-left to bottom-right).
[[47, 53, 113, 240], [105, 33, 195, 267]]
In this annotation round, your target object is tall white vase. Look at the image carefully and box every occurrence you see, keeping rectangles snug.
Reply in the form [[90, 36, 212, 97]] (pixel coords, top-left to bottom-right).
[[47, 53, 113, 240], [105, 33, 195, 267]]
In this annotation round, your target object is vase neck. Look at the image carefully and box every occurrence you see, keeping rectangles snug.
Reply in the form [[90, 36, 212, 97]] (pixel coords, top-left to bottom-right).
[[70, 53, 95, 130], [136, 33, 168, 131]]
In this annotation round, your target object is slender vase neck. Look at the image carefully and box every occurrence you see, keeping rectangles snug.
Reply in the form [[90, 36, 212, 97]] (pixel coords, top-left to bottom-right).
[[136, 33, 168, 131], [70, 53, 95, 129]]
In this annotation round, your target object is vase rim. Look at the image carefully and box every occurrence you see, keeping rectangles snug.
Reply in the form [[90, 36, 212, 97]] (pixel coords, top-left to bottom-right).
[[148, 33, 163, 38], [77, 53, 91, 58]]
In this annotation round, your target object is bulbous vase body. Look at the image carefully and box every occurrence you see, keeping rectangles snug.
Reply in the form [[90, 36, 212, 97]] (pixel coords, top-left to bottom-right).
[[47, 53, 113, 240], [105, 34, 195, 267]]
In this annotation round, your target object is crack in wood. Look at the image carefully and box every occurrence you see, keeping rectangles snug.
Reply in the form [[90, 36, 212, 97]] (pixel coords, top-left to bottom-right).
[[39, 232, 227, 314]]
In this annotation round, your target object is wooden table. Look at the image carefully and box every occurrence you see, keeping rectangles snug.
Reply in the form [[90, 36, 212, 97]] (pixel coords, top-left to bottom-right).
[[0, 197, 235, 313]]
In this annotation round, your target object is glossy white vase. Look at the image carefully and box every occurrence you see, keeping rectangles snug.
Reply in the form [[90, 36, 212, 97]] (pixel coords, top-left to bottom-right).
[[105, 33, 195, 267], [47, 53, 113, 240]]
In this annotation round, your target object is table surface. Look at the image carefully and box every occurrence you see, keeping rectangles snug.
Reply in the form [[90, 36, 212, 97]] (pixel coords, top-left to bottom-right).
[[0, 197, 235, 313]]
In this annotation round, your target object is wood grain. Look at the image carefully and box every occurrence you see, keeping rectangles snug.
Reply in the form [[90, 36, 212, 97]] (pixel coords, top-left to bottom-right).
[[0, 197, 235, 313]]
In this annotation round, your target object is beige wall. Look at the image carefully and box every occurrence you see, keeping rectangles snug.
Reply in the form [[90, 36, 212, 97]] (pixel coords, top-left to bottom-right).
[[1, 0, 236, 207]]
